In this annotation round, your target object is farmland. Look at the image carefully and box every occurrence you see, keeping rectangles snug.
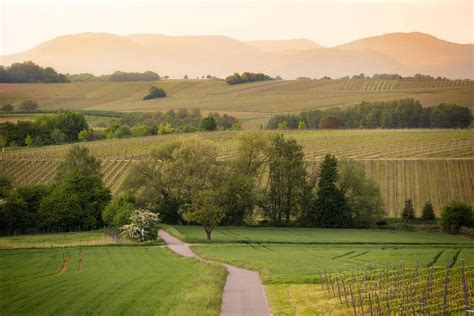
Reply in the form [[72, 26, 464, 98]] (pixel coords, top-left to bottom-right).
[[0, 79, 473, 129], [180, 226, 474, 314], [1, 129, 472, 214], [0, 245, 227, 315]]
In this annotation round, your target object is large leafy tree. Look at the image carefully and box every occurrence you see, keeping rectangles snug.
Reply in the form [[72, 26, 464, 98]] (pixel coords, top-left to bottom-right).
[[311, 154, 350, 227], [261, 134, 309, 226], [38, 145, 110, 230], [338, 160, 385, 228]]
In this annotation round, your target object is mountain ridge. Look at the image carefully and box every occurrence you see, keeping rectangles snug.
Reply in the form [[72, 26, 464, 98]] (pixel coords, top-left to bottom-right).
[[1, 31, 472, 79]]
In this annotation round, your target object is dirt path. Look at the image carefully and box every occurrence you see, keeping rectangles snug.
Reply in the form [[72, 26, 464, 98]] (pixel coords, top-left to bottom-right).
[[158, 230, 270, 316]]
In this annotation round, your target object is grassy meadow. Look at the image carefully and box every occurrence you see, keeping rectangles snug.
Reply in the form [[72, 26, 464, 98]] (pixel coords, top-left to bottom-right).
[[0, 245, 227, 315]]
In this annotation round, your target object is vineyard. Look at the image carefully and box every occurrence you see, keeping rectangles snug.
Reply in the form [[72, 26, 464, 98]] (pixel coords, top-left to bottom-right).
[[0, 79, 472, 118], [320, 261, 473, 315], [1, 130, 472, 216]]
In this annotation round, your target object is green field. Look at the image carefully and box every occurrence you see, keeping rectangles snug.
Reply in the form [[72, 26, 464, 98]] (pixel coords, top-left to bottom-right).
[[0, 246, 227, 315], [0, 230, 119, 249], [1, 129, 472, 213], [178, 226, 473, 315], [170, 225, 472, 245]]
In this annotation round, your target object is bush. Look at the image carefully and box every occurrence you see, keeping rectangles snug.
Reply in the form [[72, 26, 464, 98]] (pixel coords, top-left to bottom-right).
[[19, 100, 39, 111], [0, 104, 13, 112], [421, 201, 436, 221], [120, 209, 160, 242], [225, 72, 273, 85], [440, 201, 473, 234], [103, 192, 136, 227], [460, 226, 474, 238], [401, 199, 416, 221], [143, 86, 166, 100]]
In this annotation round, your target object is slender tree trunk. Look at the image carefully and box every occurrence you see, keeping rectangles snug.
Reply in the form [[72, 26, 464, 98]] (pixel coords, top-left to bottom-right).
[[204, 226, 212, 240]]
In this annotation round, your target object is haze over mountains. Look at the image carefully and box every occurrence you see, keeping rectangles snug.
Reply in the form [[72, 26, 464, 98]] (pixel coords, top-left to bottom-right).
[[1, 32, 472, 79]]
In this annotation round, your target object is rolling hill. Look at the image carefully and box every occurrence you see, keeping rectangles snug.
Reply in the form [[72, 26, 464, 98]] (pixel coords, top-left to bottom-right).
[[1, 32, 473, 79]]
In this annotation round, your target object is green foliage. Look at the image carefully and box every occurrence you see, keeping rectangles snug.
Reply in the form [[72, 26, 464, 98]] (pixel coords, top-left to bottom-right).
[[183, 190, 225, 240], [0, 174, 12, 198], [0, 61, 68, 83], [0, 111, 88, 147], [102, 191, 136, 226], [421, 201, 436, 221], [440, 201, 473, 234], [143, 86, 167, 100], [338, 160, 385, 228], [120, 209, 160, 242], [225, 72, 273, 85], [199, 115, 217, 131], [297, 120, 305, 130], [109, 70, 160, 82], [261, 134, 308, 226], [131, 124, 152, 137], [267, 99, 472, 129], [113, 125, 132, 139], [311, 154, 350, 227], [56, 145, 101, 180], [401, 199, 416, 221], [24, 135, 33, 147]]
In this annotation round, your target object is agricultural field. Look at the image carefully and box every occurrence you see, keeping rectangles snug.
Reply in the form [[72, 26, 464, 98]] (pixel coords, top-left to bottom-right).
[[1, 129, 472, 214], [170, 226, 474, 314], [0, 80, 473, 127], [0, 242, 227, 315]]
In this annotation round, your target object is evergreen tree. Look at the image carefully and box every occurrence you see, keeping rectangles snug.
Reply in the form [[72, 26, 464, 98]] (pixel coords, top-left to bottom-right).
[[421, 201, 436, 221], [311, 154, 350, 227], [401, 199, 416, 221]]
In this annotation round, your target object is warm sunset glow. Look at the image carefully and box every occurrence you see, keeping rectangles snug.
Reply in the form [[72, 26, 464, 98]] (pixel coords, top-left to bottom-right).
[[1, 0, 472, 55]]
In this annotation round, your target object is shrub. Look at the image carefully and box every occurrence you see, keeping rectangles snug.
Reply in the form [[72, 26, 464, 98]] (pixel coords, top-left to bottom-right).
[[19, 100, 39, 111], [0, 104, 13, 112], [440, 201, 473, 234], [103, 192, 136, 227], [319, 116, 345, 129], [421, 201, 436, 221], [120, 209, 160, 242], [143, 86, 166, 100], [401, 199, 416, 221]]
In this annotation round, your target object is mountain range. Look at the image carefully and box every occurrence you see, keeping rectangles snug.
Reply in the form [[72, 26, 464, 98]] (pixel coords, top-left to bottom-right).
[[1, 32, 472, 79]]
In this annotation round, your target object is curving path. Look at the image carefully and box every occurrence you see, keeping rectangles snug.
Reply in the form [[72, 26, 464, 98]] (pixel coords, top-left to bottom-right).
[[159, 230, 269, 316]]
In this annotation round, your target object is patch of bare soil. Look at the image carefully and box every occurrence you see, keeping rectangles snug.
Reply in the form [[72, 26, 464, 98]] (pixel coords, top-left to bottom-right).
[[58, 252, 71, 275]]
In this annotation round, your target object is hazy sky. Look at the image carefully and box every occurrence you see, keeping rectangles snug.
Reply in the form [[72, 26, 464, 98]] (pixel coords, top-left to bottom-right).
[[1, 0, 472, 55]]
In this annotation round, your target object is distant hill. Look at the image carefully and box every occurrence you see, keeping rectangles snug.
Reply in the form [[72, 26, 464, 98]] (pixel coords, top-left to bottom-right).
[[246, 39, 323, 52], [1, 32, 473, 79]]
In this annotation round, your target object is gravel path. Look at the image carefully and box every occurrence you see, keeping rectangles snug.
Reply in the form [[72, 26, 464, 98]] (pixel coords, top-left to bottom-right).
[[159, 230, 270, 316]]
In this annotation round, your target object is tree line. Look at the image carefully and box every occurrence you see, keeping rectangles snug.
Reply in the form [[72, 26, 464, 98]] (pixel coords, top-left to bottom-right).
[[1, 135, 472, 238], [0, 62, 69, 83], [67, 70, 162, 82], [0, 109, 239, 148], [225, 72, 274, 85], [267, 99, 472, 130]]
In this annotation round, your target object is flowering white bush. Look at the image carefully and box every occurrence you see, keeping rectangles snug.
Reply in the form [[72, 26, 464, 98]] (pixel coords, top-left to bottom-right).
[[120, 209, 160, 242]]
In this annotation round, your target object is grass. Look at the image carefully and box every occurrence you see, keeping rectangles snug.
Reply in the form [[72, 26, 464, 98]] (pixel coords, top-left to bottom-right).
[[0, 246, 227, 315], [0, 230, 118, 249], [170, 225, 472, 245]]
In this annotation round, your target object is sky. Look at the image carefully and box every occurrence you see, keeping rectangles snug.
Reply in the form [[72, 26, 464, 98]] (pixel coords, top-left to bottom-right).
[[0, 0, 472, 55]]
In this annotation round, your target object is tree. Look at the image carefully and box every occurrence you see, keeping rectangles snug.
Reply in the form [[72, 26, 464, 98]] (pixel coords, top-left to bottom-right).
[[401, 199, 416, 221], [261, 134, 308, 226], [143, 86, 166, 100], [319, 116, 344, 129], [120, 209, 160, 242], [311, 154, 350, 227], [24, 134, 33, 147], [199, 115, 217, 131], [113, 125, 132, 139], [55, 145, 101, 180], [78, 129, 88, 142], [277, 121, 287, 130], [421, 201, 436, 221], [298, 121, 306, 130], [131, 124, 152, 137], [338, 160, 385, 228], [1, 104, 13, 112], [184, 74, 188, 79], [51, 129, 66, 144], [103, 192, 136, 226], [440, 201, 473, 234], [0, 174, 12, 198], [183, 190, 225, 240], [19, 100, 39, 111]]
